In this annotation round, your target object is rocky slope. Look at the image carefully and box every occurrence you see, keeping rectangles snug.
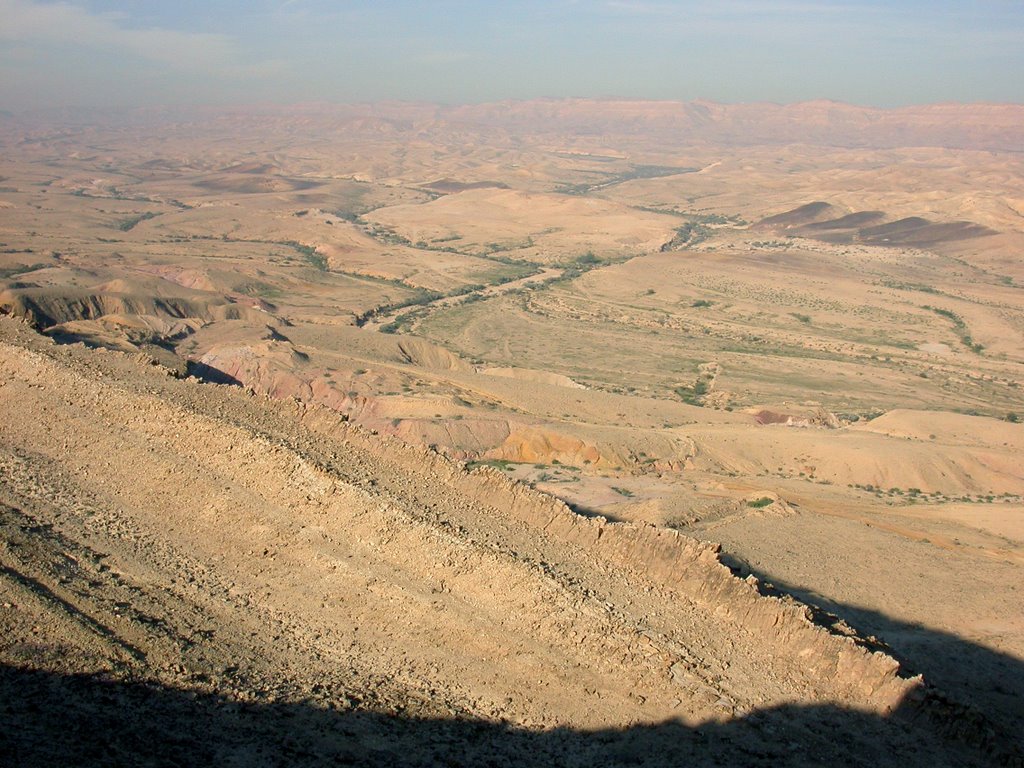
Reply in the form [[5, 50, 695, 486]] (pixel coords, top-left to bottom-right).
[[0, 316, 1012, 766]]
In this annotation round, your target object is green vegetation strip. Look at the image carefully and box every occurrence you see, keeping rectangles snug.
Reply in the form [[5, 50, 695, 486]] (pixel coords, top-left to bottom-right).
[[923, 305, 983, 353], [116, 212, 160, 231], [0, 262, 49, 280]]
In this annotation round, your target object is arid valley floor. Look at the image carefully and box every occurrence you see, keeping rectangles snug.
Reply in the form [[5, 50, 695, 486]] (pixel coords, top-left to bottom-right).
[[1, 100, 1023, 766]]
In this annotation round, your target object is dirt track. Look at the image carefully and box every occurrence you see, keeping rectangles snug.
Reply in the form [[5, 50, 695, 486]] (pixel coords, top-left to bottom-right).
[[0, 316, 1012, 766]]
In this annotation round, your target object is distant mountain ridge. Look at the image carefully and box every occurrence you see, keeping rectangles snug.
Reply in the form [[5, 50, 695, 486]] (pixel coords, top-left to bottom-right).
[[7, 98, 1023, 152], [443, 98, 1024, 151]]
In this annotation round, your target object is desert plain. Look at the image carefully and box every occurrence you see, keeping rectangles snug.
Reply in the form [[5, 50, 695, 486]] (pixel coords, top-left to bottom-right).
[[1, 100, 1023, 765]]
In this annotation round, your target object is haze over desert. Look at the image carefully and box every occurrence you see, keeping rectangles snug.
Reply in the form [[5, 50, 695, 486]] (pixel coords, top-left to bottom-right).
[[2, 1, 1024, 766]]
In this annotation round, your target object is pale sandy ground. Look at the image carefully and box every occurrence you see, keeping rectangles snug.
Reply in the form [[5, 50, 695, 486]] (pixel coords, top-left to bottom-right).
[[2, 102, 1023, 764], [363, 187, 678, 261], [4, 316, 1003, 766]]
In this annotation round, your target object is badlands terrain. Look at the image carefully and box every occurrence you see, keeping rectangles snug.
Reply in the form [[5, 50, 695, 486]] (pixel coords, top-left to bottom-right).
[[1, 100, 1023, 765]]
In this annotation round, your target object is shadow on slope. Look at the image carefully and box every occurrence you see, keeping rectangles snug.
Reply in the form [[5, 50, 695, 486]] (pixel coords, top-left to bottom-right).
[[719, 555, 1024, 761], [0, 659, 1014, 768], [185, 359, 244, 386], [754, 204, 997, 245]]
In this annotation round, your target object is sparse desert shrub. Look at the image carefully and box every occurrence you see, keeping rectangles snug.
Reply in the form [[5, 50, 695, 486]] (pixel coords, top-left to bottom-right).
[[663, 516, 695, 531], [746, 497, 774, 508], [922, 305, 983, 353], [466, 458, 516, 471], [116, 211, 159, 231]]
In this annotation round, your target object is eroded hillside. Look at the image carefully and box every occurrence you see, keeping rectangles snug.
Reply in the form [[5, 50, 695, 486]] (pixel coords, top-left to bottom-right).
[[2, 101, 1023, 764], [0, 316, 1013, 766]]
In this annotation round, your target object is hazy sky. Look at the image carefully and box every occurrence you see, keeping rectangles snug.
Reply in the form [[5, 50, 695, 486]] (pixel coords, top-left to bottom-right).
[[2, 0, 1022, 111]]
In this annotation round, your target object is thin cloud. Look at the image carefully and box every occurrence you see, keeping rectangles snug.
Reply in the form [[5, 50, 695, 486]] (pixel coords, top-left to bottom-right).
[[604, 0, 864, 14], [414, 51, 476, 65], [603, 1, 677, 15], [0, 0, 239, 71]]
